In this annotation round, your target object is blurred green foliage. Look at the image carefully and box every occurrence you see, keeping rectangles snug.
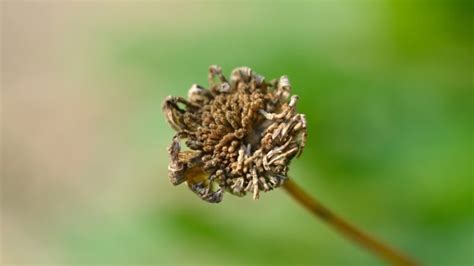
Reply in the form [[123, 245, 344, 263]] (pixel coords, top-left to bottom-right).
[[47, 1, 472, 265]]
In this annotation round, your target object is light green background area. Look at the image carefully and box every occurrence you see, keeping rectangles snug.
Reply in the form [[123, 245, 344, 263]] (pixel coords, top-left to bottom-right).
[[2, 1, 472, 265]]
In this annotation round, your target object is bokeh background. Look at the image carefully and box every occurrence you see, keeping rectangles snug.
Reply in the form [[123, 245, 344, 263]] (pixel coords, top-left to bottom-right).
[[2, 1, 473, 265]]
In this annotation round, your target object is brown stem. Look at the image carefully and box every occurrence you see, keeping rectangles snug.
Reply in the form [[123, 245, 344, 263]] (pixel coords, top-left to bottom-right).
[[283, 179, 418, 266]]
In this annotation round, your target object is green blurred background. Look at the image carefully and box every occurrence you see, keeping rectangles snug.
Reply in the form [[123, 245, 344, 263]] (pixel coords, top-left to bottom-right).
[[2, 1, 473, 265]]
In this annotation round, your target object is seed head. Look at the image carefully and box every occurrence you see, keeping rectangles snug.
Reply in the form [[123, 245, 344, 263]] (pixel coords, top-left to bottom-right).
[[163, 65, 307, 203]]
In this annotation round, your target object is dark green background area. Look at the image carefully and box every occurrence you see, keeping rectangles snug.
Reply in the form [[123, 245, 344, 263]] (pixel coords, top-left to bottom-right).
[[2, 1, 473, 265]]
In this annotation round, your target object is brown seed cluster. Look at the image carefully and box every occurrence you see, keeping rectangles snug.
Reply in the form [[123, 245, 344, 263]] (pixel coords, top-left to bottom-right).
[[163, 65, 307, 203]]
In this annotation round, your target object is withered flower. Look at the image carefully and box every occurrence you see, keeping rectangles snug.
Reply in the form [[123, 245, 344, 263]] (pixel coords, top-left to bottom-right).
[[163, 65, 307, 203], [161, 66, 417, 265]]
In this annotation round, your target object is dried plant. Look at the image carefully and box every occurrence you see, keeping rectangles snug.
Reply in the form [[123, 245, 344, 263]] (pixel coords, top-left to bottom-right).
[[163, 65, 306, 202], [162, 66, 418, 266]]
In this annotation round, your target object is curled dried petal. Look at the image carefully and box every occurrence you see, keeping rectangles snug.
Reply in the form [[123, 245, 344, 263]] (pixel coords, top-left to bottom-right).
[[163, 66, 307, 202]]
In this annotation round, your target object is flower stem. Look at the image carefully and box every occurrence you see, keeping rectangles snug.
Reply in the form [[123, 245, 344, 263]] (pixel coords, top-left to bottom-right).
[[283, 179, 418, 266]]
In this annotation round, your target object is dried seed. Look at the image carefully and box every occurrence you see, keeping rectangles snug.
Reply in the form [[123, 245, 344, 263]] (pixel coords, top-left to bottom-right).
[[163, 65, 307, 202]]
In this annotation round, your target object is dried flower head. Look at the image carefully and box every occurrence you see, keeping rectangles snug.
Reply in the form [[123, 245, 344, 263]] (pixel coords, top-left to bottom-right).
[[163, 65, 307, 203]]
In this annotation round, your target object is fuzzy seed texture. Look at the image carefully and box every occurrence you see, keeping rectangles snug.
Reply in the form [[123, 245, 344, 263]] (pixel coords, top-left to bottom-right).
[[163, 65, 307, 203]]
